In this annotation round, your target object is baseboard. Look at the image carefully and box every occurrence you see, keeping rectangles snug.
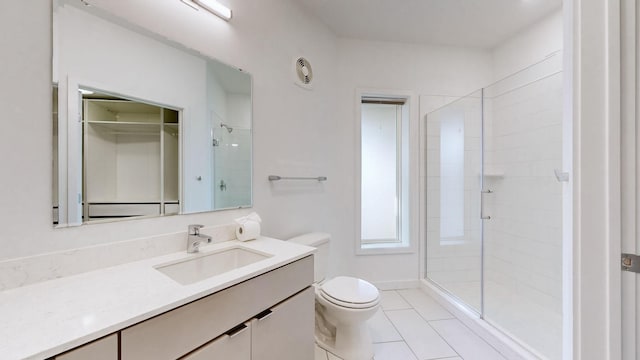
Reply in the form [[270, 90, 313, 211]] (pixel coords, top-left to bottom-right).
[[420, 279, 544, 360]]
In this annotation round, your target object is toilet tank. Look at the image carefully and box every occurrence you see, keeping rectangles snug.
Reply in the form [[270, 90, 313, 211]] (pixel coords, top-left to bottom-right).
[[288, 232, 330, 283]]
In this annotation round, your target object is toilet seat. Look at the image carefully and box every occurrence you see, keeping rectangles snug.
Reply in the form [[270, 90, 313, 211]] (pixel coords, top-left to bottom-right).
[[319, 276, 379, 309]]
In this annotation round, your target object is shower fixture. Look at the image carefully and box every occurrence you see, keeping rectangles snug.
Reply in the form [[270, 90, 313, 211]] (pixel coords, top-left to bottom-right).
[[220, 123, 233, 133]]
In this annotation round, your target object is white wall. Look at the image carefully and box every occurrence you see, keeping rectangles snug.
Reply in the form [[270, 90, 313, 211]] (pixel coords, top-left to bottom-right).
[[332, 39, 493, 284], [0, 0, 556, 293], [492, 10, 563, 81], [0, 0, 337, 261]]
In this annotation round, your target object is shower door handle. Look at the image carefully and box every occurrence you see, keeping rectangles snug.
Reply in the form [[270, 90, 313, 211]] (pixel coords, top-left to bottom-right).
[[480, 189, 492, 220], [554, 169, 569, 182]]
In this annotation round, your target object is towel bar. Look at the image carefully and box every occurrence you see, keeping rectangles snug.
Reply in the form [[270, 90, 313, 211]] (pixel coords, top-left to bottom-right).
[[268, 175, 327, 181]]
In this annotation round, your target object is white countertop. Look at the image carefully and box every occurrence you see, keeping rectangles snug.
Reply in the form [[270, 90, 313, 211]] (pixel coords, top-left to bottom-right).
[[0, 237, 314, 360]]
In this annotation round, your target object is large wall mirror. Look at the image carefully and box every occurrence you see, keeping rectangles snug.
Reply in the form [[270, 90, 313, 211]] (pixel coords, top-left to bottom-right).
[[52, 0, 252, 227]]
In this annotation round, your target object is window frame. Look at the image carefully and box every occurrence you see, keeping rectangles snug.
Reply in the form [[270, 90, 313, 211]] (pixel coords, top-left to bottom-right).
[[355, 88, 418, 255]]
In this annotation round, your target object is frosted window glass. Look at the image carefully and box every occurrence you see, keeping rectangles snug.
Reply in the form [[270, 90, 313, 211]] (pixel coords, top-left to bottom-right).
[[361, 103, 398, 241]]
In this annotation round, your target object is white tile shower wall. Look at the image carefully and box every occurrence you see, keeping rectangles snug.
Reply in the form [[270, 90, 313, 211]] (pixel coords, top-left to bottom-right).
[[481, 54, 564, 359], [483, 70, 563, 313]]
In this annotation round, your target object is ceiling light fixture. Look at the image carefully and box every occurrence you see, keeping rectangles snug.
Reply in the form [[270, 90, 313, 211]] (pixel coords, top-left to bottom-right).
[[193, 0, 232, 21]]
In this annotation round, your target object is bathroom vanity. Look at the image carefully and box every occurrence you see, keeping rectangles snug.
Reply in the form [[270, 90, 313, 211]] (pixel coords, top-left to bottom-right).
[[119, 257, 313, 360], [0, 237, 314, 360]]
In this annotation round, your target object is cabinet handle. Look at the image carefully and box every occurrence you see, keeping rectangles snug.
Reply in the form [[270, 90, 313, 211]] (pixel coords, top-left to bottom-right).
[[254, 309, 273, 321], [226, 323, 248, 338]]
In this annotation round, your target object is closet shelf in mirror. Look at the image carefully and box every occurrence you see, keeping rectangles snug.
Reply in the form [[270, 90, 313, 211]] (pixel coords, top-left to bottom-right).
[[86, 120, 162, 134]]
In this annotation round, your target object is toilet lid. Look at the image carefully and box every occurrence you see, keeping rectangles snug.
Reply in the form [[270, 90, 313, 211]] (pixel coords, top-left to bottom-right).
[[320, 276, 379, 308]]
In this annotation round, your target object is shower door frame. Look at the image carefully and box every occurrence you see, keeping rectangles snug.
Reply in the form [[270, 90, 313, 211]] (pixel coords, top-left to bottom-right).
[[422, 58, 566, 358], [423, 29, 572, 360]]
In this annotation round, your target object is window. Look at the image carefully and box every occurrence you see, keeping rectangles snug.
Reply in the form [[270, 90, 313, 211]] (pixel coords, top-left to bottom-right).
[[358, 92, 414, 253]]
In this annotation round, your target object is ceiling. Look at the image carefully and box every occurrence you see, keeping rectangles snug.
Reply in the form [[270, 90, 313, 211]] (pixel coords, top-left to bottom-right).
[[294, 0, 562, 49]]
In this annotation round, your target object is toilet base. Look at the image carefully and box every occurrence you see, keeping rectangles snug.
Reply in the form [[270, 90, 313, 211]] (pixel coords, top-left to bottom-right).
[[315, 323, 374, 360]]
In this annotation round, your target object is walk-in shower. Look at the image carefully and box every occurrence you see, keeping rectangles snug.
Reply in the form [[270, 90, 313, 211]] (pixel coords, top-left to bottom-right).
[[212, 113, 251, 210], [424, 52, 565, 359]]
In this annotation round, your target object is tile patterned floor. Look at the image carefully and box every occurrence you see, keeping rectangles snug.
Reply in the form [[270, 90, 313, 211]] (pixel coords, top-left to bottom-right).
[[315, 288, 507, 360]]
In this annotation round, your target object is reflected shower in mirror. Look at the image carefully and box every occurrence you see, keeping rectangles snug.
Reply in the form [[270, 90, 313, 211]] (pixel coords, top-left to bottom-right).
[[52, 0, 252, 226]]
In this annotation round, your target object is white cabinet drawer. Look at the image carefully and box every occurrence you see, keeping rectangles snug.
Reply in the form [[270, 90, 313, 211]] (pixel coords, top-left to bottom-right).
[[181, 322, 251, 360], [251, 287, 315, 360], [121, 255, 313, 360], [54, 334, 118, 360]]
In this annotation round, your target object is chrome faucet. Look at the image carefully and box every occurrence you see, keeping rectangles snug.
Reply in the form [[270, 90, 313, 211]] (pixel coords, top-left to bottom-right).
[[187, 224, 212, 253]]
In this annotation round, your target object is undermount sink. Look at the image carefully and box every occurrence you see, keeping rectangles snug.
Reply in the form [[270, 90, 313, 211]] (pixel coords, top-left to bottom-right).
[[155, 246, 273, 285]]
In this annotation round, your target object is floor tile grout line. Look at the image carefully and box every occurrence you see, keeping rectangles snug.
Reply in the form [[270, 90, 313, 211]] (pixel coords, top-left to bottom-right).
[[396, 288, 456, 321], [382, 305, 414, 311], [378, 295, 422, 360], [404, 287, 508, 359], [373, 339, 411, 344], [420, 313, 463, 359], [382, 303, 462, 360], [380, 289, 413, 311], [392, 291, 464, 360]]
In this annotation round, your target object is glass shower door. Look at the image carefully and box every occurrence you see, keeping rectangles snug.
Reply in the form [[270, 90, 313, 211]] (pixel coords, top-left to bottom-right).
[[425, 52, 564, 359], [481, 53, 564, 359], [425, 90, 483, 312]]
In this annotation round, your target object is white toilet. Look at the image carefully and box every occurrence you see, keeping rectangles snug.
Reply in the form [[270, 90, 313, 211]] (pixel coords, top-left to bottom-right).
[[289, 233, 380, 360]]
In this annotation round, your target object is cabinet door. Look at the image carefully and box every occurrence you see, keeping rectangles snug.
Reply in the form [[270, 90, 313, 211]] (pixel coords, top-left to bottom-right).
[[54, 334, 118, 360], [181, 323, 251, 360], [251, 287, 314, 360]]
